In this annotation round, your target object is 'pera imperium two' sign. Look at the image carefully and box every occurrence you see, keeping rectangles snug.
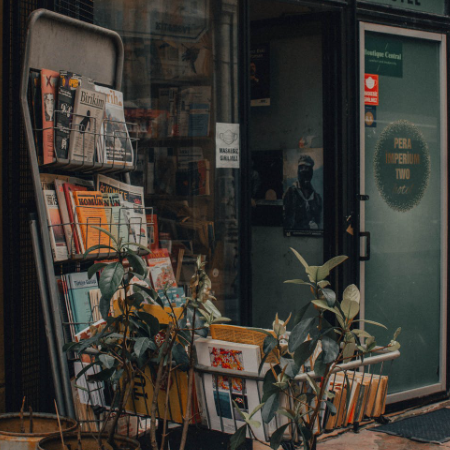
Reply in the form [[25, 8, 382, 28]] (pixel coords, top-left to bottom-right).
[[373, 120, 430, 212]]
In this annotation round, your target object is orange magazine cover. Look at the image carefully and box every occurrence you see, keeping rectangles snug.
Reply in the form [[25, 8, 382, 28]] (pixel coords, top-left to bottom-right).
[[41, 69, 59, 164]]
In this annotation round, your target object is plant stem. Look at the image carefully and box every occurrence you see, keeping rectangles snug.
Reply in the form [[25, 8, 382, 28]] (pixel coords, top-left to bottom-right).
[[179, 308, 197, 450], [28, 406, 33, 433], [159, 359, 173, 450], [20, 396, 25, 433]]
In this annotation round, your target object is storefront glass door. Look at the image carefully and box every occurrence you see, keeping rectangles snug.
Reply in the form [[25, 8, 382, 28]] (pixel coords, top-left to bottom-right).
[[359, 24, 447, 401]]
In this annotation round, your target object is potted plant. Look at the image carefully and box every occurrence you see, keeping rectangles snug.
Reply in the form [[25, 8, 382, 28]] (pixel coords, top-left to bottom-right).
[[229, 248, 401, 450], [63, 228, 227, 450], [0, 400, 77, 450]]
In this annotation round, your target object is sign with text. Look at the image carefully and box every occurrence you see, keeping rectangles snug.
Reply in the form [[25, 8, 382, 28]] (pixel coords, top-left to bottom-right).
[[363, 0, 445, 15], [365, 74, 379, 105], [365, 33, 403, 78], [216, 123, 240, 169], [373, 120, 430, 212]]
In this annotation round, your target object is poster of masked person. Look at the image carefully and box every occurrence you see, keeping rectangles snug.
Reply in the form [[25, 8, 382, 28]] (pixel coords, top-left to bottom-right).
[[282, 149, 324, 234]]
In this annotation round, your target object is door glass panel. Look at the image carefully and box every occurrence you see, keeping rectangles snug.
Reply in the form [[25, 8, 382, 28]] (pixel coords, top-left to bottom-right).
[[361, 27, 446, 395]]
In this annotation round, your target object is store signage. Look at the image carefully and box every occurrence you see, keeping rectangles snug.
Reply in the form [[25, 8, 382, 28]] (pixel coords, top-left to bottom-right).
[[149, 0, 209, 41], [364, 74, 379, 105], [362, 0, 445, 15], [373, 120, 430, 212], [365, 105, 377, 127], [216, 123, 240, 169], [365, 33, 403, 78]]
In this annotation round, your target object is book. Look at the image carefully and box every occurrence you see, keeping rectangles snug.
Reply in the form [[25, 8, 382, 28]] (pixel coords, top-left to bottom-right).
[[94, 85, 134, 166], [210, 324, 279, 364], [96, 174, 147, 247], [29, 70, 43, 163], [40, 173, 70, 190], [43, 189, 69, 261], [55, 177, 94, 255], [65, 271, 99, 334], [157, 287, 185, 307], [146, 248, 177, 291], [146, 213, 159, 251], [63, 182, 90, 254], [72, 191, 111, 251], [69, 87, 107, 162], [41, 69, 59, 164], [194, 338, 265, 440], [187, 159, 210, 196], [178, 86, 211, 137], [55, 71, 81, 159], [102, 192, 129, 244]]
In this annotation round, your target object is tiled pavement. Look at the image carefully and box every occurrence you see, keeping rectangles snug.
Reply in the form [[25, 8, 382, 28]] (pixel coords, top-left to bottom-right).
[[317, 403, 450, 450], [254, 402, 450, 450]]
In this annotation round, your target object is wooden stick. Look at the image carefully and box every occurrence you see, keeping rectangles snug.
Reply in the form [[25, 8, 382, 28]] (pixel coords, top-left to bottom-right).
[[20, 396, 26, 433], [54, 400, 67, 450], [78, 427, 82, 450], [28, 406, 33, 433]]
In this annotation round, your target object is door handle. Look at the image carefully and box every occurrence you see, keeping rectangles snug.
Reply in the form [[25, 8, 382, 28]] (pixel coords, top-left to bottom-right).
[[360, 231, 371, 261]]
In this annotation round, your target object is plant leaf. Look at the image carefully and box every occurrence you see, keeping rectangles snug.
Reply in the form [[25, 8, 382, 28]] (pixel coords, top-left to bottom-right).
[[99, 262, 124, 301], [229, 425, 247, 450], [306, 374, 320, 396], [317, 255, 348, 281], [321, 288, 336, 308], [84, 244, 117, 257], [292, 303, 312, 326], [135, 311, 160, 336], [290, 247, 309, 270], [318, 280, 330, 288], [262, 368, 280, 402], [393, 327, 402, 340], [262, 393, 280, 423], [341, 284, 360, 320], [288, 317, 315, 353], [313, 352, 327, 377], [293, 339, 317, 368], [87, 367, 115, 382], [99, 295, 111, 320], [283, 279, 312, 286], [99, 354, 115, 369], [325, 401, 337, 416], [134, 337, 156, 357], [321, 334, 340, 365], [269, 424, 290, 450], [351, 319, 387, 329], [203, 299, 222, 318], [127, 253, 147, 276], [172, 343, 190, 371], [87, 263, 107, 279]]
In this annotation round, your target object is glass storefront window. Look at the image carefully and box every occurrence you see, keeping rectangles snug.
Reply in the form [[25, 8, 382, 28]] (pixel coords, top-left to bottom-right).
[[94, 0, 241, 322]]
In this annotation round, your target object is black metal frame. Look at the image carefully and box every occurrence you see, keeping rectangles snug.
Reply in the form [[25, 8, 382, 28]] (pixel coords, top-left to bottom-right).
[[240, 0, 450, 404]]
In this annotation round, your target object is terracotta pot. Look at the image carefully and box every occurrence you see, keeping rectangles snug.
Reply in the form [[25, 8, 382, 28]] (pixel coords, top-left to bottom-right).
[[38, 432, 140, 450], [0, 413, 78, 450]]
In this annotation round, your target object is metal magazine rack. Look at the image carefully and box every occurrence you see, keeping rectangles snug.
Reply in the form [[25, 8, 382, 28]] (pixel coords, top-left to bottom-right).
[[194, 346, 401, 443], [21, 8, 130, 419]]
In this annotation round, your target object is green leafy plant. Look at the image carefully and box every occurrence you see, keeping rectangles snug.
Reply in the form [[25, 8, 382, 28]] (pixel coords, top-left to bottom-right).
[[64, 229, 228, 450], [230, 248, 401, 450]]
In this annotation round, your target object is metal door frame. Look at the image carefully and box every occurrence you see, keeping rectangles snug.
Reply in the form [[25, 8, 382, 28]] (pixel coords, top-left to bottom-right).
[[359, 22, 448, 403]]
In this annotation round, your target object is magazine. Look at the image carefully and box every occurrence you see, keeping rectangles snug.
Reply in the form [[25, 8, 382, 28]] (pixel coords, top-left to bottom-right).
[[41, 69, 59, 164], [94, 85, 134, 166], [43, 189, 69, 261], [146, 248, 177, 291], [96, 174, 147, 247], [69, 87, 107, 162], [194, 338, 266, 440]]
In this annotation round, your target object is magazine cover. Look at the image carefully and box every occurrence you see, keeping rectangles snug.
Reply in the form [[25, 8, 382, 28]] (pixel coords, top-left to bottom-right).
[[194, 338, 266, 440], [94, 85, 134, 166], [97, 174, 147, 247], [69, 87, 107, 162], [41, 69, 59, 164], [147, 248, 177, 291], [43, 189, 69, 262]]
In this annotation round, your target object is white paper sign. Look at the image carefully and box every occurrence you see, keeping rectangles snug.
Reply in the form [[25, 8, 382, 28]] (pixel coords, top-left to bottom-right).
[[215, 123, 240, 169]]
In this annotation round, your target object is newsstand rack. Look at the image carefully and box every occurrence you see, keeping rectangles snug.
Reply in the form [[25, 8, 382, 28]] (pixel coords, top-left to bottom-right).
[[20, 9, 127, 418]]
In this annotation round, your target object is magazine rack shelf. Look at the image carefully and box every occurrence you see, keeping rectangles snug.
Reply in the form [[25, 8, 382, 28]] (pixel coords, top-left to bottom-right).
[[21, 9, 126, 418], [194, 347, 400, 443]]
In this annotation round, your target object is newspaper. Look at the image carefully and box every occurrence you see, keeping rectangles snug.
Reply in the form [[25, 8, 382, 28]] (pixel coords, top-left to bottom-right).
[[96, 174, 148, 247]]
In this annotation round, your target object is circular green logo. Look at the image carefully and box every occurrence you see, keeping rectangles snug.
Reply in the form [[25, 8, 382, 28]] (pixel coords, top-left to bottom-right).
[[373, 120, 430, 212]]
